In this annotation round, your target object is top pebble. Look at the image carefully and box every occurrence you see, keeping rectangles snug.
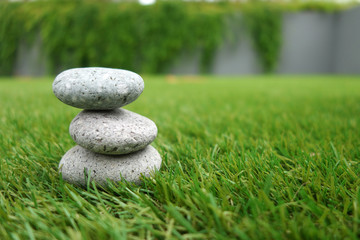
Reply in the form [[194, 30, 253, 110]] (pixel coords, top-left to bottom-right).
[[52, 67, 144, 110]]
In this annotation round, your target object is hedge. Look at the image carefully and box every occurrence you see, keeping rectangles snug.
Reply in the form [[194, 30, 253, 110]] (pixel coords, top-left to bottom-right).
[[0, 0, 349, 75]]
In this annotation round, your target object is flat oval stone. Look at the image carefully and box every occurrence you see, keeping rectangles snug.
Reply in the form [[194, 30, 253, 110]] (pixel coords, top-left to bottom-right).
[[69, 108, 157, 155], [53, 67, 144, 110], [59, 145, 162, 186]]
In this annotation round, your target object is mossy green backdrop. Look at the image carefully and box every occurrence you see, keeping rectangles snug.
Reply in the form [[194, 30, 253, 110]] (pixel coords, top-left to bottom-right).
[[0, 0, 349, 76]]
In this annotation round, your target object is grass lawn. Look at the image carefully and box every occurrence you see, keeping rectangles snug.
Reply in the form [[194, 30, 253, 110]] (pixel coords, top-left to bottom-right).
[[0, 75, 359, 239]]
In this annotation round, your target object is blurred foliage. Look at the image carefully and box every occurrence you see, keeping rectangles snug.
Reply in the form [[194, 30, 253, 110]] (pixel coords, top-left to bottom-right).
[[0, 0, 350, 75], [0, 1, 225, 75], [0, 3, 24, 75], [243, 2, 282, 73], [285, 1, 353, 12]]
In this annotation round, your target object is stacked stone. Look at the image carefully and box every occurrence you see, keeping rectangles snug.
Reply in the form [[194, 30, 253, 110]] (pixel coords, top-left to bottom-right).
[[53, 67, 161, 186]]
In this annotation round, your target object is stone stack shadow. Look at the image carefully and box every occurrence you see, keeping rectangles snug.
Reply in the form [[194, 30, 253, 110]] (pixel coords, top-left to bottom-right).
[[53, 67, 162, 186]]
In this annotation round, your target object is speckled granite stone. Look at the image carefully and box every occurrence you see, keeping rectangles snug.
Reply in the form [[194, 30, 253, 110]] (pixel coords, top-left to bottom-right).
[[69, 108, 157, 155], [53, 67, 144, 110], [59, 145, 162, 186]]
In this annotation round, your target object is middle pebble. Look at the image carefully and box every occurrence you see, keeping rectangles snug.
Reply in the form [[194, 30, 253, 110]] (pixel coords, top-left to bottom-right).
[[70, 108, 157, 155]]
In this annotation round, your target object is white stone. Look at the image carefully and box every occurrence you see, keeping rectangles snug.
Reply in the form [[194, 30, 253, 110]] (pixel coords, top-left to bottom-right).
[[53, 67, 144, 110], [69, 108, 157, 155], [59, 145, 162, 186]]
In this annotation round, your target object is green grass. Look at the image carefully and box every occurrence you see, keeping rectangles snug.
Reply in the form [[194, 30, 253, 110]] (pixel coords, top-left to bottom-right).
[[0, 75, 359, 239]]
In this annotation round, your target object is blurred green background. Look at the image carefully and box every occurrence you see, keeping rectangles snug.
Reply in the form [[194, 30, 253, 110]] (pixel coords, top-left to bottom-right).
[[1, 0, 359, 76]]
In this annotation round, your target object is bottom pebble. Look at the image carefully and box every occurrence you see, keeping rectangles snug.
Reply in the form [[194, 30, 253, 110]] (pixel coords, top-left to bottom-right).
[[59, 145, 162, 186]]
